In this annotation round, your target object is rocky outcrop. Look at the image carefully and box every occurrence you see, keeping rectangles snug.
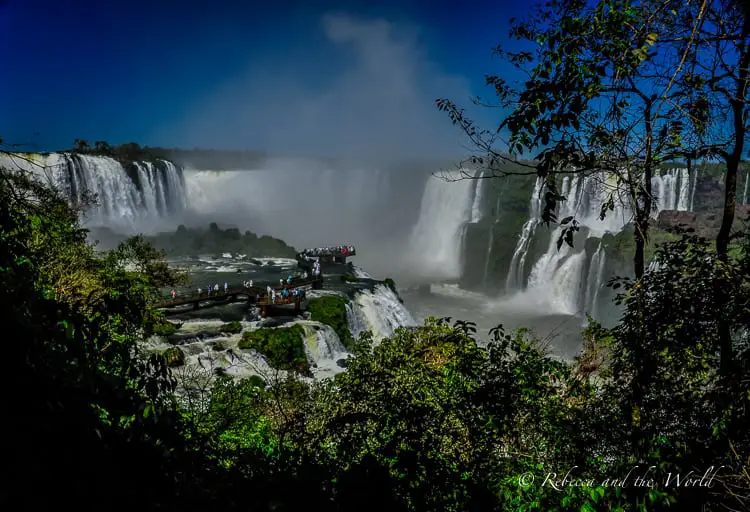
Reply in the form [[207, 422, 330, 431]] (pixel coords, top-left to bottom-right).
[[162, 347, 186, 367], [657, 205, 750, 239]]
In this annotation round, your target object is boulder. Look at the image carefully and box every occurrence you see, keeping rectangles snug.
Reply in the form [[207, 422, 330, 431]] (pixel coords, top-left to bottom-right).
[[162, 347, 185, 367]]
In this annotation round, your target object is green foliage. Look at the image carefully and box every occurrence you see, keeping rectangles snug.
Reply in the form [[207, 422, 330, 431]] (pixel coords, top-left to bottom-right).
[[145, 312, 181, 336], [0, 164, 188, 509], [239, 325, 310, 376], [383, 277, 397, 293], [162, 346, 185, 367], [341, 274, 360, 283], [602, 225, 681, 266], [145, 223, 296, 258], [308, 295, 356, 350], [220, 321, 243, 334]]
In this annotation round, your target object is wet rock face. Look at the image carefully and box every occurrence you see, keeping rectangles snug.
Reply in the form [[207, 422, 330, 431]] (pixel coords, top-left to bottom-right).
[[657, 205, 750, 239]]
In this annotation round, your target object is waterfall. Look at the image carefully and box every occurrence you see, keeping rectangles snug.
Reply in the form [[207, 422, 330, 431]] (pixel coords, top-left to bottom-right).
[[690, 166, 699, 211], [482, 187, 503, 283], [470, 170, 485, 223], [482, 221, 495, 284], [346, 301, 369, 341], [509, 169, 689, 316], [301, 323, 348, 379], [505, 176, 545, 290], [583, 241, 607, 319], [406, 170, 475, 280], [0, 152, 186, 229], [743, 170, 749, 205], [353, 285, 416, 342], [651, 168, 691, 214]]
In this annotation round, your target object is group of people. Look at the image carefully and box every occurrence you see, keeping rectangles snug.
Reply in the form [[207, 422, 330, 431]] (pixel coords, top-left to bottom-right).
[[300, 245, 355, 257], [168, 268, 318, 304], [198, 282, 229, 297], [194, 282, 228, 297], [265, 284, 306, 304]]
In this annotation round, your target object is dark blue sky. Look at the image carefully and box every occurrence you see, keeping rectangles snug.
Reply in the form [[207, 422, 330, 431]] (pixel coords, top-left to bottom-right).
[[0, 0, 527, 156]]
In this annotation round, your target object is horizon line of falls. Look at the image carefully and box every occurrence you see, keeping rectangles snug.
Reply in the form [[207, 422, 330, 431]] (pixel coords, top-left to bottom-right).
[[505, 168, 692, 317], [0, 152, 187, 229]]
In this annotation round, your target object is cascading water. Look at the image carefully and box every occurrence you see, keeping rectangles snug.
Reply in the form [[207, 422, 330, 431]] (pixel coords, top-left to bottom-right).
[[301, 322, 349, 379], [690, 167, 699, 211], [507, 169, 690, 317], [505, 176, 545, 291], [470, 170, 485, 223], [651, 168, 691, 214], [353, 284, 416, 342], [0, 152, 186, 229], [583, 241, 607, 320], [346, 301, 369, 341], [743, 170, 749, 205], [405, 170, 475, 280]]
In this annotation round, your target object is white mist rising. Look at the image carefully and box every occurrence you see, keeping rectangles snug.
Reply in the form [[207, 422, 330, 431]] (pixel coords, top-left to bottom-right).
[[160, 13, 472, 165]]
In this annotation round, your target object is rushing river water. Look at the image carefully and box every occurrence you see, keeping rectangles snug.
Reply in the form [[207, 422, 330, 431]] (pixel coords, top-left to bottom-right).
[[147, 254, 415, 385]]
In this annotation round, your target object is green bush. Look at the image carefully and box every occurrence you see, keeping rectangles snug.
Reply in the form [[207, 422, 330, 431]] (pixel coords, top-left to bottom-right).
[[247, 375, 266, 388], [144, 223, 296, 258], [308, 296, 355, 350], [221, 321, 243, 334], [238, 325, 310, 376], [150, 316, 180, 336]]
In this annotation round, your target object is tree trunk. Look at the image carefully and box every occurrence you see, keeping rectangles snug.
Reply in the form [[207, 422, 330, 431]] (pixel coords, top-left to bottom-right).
[[716, 14, 750, 377], [634, 103, 654, 280]]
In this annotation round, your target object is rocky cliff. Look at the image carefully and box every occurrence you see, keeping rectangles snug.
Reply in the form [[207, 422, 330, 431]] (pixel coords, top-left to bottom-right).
[[657, 205, 750, 239]]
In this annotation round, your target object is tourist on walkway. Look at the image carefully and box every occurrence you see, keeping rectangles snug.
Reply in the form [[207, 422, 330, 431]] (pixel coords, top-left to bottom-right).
[[224, 282, 228, 293], [171, 289, 176, 301]]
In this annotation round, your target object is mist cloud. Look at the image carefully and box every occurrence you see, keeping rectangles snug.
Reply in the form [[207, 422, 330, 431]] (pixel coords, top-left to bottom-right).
[[166, 12, 471, 162]]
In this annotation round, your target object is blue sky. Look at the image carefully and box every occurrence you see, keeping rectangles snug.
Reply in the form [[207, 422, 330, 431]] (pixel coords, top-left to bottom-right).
[[0, 0, 527, 157]]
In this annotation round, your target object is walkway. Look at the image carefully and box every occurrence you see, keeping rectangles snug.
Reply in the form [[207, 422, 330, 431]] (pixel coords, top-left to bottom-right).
[[151, 275, 322, 310]]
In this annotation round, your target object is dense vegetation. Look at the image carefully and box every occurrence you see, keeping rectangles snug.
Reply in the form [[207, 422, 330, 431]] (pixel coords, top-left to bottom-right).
[[5, 1, 750, 509], [4, 148, 750, 510], [308, 296, 355, 350], [145, 222, 296, 258], [238, 325, 310, 377]]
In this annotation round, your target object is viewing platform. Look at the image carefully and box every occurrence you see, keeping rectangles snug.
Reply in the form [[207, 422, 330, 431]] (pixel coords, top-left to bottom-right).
[[297, 245, 356, 269], [151, 275, 322, 313]]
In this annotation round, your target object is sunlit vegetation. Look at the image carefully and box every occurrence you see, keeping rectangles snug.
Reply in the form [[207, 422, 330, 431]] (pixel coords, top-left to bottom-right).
[[308, 296, 355, 350], [5, 1, 750, 510], [238, 325, 310, 376]]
